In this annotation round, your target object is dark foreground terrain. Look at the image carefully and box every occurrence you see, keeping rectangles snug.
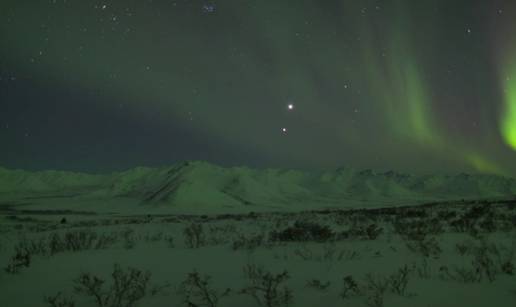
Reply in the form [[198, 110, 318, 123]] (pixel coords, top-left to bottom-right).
[[0, 199, 515, 306]]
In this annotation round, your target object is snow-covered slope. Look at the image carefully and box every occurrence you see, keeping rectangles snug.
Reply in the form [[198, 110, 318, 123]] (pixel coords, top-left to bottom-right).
[[0, 167, 107, 194], [1, 161, 516, 210]]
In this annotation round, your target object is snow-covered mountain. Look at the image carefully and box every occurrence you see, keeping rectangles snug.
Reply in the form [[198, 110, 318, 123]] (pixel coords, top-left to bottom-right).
[[1, 161, 516, 210]]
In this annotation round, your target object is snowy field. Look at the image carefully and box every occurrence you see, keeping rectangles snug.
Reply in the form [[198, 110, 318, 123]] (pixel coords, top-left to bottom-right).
[[0, 199, 515, 307]]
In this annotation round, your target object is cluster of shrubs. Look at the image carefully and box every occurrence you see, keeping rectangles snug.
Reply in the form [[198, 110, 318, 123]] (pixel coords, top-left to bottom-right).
[[269, 220, 383, 243], [43, 253, 514, 307], [405, 236, 442, 258], [44, 264, 155, 307], [178, 270, 231, 307], [269, 221, 335, 242], [44, 263, 292, 307], [183, 223, 206, 248], [4, 230, 121, 274], [440, 239, 515, 283], [448, 205, 498, 233], [178, 264, 293, 307], [393, 218, 443, 240], [4, 247, 31, 274], [232, 233, 266, 251], [49, 230, 118, 254], [340, 265, 413, 307], [339, 223, 383, 241]]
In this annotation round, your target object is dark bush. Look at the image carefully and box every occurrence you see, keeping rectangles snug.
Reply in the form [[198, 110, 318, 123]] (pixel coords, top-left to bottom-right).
[[340, 275, 360, 298], [73, 264, 151, 307], [366, 224, 383, 240], [232, 234, 265, 251], [178, 270, 231, 307], [388, 265, 411, 296], [405, 237, 441, 258], [241, 264, 293, 307], [306, 279, 330, 291], [49, 230, 117, 255], [270, 221, 335, 242], [183, 223, 206, 248], [44, 292, 76, 307], [437, 210, 457, 220], [4, 248, 31, 274]]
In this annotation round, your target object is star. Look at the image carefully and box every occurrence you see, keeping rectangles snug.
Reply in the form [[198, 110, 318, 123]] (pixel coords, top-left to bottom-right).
[[281, 128, 287, 133], [287, 103, 294, 110]]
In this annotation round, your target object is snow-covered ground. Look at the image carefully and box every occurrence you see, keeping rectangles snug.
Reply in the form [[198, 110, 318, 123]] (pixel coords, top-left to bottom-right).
[[0, 199, 515, 307]]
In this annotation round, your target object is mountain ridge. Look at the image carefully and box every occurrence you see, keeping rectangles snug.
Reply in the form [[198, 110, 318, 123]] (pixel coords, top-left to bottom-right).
[[1, 161, 515, 210]]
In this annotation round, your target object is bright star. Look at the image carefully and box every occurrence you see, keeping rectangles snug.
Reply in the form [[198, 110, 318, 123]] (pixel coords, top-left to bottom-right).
[[287, 104, 294, 110]]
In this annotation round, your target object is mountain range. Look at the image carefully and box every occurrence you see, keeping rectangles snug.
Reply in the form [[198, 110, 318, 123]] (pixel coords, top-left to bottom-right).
[[1, 161, 515, 212]]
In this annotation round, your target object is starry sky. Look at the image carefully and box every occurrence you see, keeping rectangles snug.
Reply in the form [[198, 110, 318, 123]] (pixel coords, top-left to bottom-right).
[[2, 0, 516, 176]]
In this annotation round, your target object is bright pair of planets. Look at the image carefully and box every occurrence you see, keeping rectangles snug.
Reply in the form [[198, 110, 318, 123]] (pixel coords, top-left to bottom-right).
[[282, 104, 295, 134]]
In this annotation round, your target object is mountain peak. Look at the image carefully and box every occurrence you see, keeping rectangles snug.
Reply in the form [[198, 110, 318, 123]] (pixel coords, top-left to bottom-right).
[[1, 162, 515, 212]]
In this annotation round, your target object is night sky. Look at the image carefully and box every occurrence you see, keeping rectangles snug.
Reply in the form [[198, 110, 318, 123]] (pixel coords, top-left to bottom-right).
[[2, 0, 516, 176]]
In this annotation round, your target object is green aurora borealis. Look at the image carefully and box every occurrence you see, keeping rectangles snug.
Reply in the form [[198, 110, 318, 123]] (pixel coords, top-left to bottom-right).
[[499, 31, 516, 153], [2, 0, 516, 175]]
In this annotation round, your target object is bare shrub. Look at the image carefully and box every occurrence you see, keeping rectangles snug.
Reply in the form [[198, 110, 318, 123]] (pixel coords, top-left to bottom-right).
[[320, 242, 346, 262], [232, 233, 265, 251], [293, 245, 313, 261], [184, 223, 206, 248], [122, 229, 136, 249], [241, 264, 293, 307], [305, 279, 330, 291], [64, 230, 99, 251], [365, 224, 383, 240], [363, 273, 389, 294], [17, 235, 48, 255], [270, 221, 334, 242], [502, 261, 514, 275], [439, 265, 480, 283], [4, 248, 31, 274], [144, 232, 163, 243], [94, 233, 119, 250], [455, 241, 474, 256], [43, 292, 76, 307], [164, 235, 175, 248], [5, 230, 116, 274], [444, 239, 514, 283], [362, 274, 389, 307], [485, 240, 515, 276], [414, 257, 432, 279], [340, 275, 361, 298], [293, 242, 352, 264], [178, 270, 231, 307], [388, 265, 411, 296], [393, 219, 427, 241], [472, 242, 498, 282], [405, 236, 441, 258], [73, 264, 151, 307], [48, 230, 117, 255]]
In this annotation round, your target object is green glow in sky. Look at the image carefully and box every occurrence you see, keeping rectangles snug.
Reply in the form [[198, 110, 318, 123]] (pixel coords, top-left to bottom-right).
[[1, 0, 515, 175], [360, 5, 441, 148], [465, 152, 505, 176], [496, 9, 516, 156], [500, 63, 516, 151]]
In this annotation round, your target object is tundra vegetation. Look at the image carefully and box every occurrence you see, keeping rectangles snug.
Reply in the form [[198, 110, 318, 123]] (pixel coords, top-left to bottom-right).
[[0, 199, 515, 306]]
